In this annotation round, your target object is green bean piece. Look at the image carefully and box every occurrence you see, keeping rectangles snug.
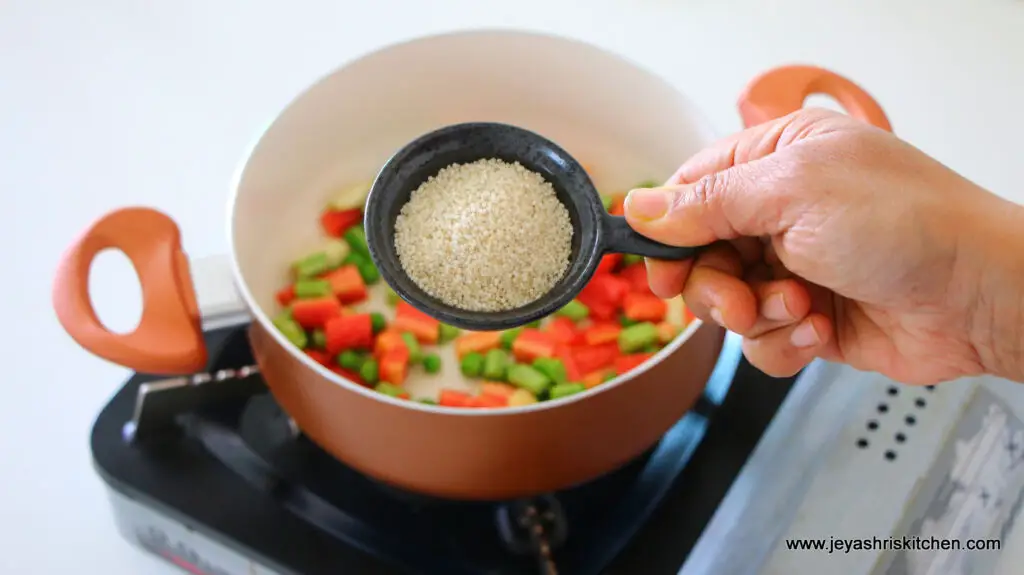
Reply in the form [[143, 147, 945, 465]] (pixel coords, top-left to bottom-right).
[[507, 365, 552, 396], [532, 358, 567, 385], [295, 279, 332, 299], [549, 382, 587, 400], [555, 299, 589, 322], [619, 322, 659, 353], [370, 312, 386, 334], [293, 252, 330, 279], [272, 312, 307, 349], [460, 352, 485, 378]]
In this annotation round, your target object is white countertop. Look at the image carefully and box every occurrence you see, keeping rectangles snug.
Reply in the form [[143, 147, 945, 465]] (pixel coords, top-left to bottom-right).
[[3, 1, 1024, 573]]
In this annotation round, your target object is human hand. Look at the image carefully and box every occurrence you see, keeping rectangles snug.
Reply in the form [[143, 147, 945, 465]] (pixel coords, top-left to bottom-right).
[[624, 108, 1024, 385]]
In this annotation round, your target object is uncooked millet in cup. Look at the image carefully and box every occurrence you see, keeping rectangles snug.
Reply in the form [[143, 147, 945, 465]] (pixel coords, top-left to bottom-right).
[[393, 158, 573, 312]]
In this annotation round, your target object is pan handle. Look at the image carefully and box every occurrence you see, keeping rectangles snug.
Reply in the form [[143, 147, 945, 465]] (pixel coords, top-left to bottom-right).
[[52, 207, 208, 374], [738, 65, 892, 131]]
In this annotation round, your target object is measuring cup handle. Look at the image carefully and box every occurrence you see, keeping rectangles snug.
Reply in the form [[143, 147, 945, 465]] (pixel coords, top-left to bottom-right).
[[601, 213, 701, 260], [52, 207, 208, 374], [738, 65, 892, 131]]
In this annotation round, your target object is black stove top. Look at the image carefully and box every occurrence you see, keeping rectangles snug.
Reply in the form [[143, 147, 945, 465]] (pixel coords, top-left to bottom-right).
[[91, 323, 797, 575]]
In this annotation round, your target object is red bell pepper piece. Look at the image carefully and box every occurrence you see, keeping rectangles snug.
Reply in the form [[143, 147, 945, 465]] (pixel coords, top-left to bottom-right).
[[623, 292, 668, 322], [454, 331, 502, 358], [615, 353, 654, 375], [619, 263, 653, 295], [276, 284, 296, 307], [480, 382, 517, 400], [576, 283, 617, 321], [394, 302, 440, 344], [571, 342, 619, 374], [374, 329, 408, 358], [290, 296, 343, 329], [380, 347, 411, 385], [512, 329, 558, 363], [583, 322, 622, 346], [589, 274, 630, 307], [324, 313, 374, 354], [469, 393, 508, 408], [545, 317, 579, 346], [557, 345, 584, 381], [320, 208, 363, 238], [595, 253, 623, 275], [305, 349, 333, 367], [323, 265, 367, 304], [439, 389, 473, 408], [329, 365, 366, 386]]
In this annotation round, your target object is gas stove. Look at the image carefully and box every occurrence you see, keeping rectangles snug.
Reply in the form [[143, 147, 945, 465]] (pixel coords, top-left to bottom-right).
[[91, 256, 1024, 575]]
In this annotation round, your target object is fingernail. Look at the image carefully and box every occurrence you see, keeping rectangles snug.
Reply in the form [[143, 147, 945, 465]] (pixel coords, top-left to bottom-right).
[[790, 320, 820, 348], [625, 188, 670, 221], [762, 293, 793, 321], [709, 307, 725, 327]]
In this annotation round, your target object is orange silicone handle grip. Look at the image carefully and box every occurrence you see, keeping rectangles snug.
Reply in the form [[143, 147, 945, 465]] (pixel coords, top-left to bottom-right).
[[52, 207, 208, 374], [738, 65, 892, 132]]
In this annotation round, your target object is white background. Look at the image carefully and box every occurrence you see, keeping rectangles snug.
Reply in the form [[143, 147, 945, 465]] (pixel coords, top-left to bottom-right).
[[3, 0, 1024, 573]]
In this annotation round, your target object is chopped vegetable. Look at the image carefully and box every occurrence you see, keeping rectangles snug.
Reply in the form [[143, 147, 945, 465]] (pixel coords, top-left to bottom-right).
[[619, 322, 659, 353], [293, 251, 331, 279], [438, 323, 461, 344], [455, 331, 502, 358], [533, 357, 568, 385], [329, 181, 371, 211], [323, 239, 350, 268], [577, 282, 617, 321], [609, 194, 625, 216], [439, 389, 473, 407], [657, 322, 680, 344], [359, 358, 380, 385], [423, 353, 442, 373], [323, 265, 368, 304], [320, 208, 363, 238], [418, 398, 437, 405], [557, 346, 584, 381], [370, 312, 386, 334], [375, 382, 406, 398], [480, 382, 517, 400], [469, 393, 507, 408], [507, 364, 552, 396], [499, 328, 522, 350], [305, 349, 333, 367], [385, 286, 401, 306], [393, 302, 440, 344], [482, 349, 512, 381], [589, 274, 630, 307], [526, 320, 542, 328], [615, 353, 654, 375], [507, 388, 538, 407], [311, 329, 327, 349], [583, 322, 622, 346], [324, 313, 374, 354], [511, 329, 557, 363], [344, 225, 369, 256], [583, 369, 616, 388], [337, 350, 365, 371], [374, 330, 407, 358], [295, 279, 332, 299], [400, 332, 424, 364], [330, 366, 366, 386], [623, 292, 668, 322], [545, 317, 579, 346], [595, 254, 622, 275], [571, 342, 619, 374], [380, 347, 411, 385], [291, 296, 343, 329], [273, 311, 307, 348], [549, 382, 586, 400], [275, 285, 296, 307], [555, 299, 589, 322], [460, 352, 485, 377], [622, 253, 644, 266], [619, 263, 653, 295]]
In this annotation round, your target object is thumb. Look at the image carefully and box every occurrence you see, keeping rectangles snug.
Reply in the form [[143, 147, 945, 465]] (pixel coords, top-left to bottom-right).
[[623, 163, 787, 246]]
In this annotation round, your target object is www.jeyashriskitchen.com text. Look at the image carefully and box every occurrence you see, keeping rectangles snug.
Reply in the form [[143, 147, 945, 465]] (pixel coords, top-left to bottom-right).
[[785, 536, 1001, 554]]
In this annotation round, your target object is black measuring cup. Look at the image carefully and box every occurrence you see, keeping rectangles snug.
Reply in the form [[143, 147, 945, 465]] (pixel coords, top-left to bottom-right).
[[363, 122, 704, 331]]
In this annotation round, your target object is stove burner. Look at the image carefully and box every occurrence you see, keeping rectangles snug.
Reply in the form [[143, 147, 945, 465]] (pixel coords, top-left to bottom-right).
[[496, 495, 568, 574]]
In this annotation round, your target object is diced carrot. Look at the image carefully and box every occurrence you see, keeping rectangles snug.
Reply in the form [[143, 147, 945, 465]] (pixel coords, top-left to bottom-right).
[[624, 292, 668, 322], [276, 284, 296, 307], [609, 194, 625, 216], [374, 329, 408, 358], [394, 302, 440, 344], [454, 331, 502, 358], [615, 353, 654, 375], [329, 365, 366, 386], [323, 265, 367, 304], [589, 274, 630, 308], [469, 393, 508, 408], [291, 296, 343, 329], [439, 389, 473, 408], [324, 313, 374, 354], [657, 322, 680, 344], [512, 329, 558, 363], [545, 317, 579, 346], [619, 263, 653, 295], [584, 322, 622, 346], [305, 349, 333, 367], [380, 347, 411, 385], [582, 368, 616, 389], [595, 254, 623, 275], [571, 342, 619, 374], [320, 208, 363, 238], [480, 382, 517, 400], [557, 345, 584, 381]]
